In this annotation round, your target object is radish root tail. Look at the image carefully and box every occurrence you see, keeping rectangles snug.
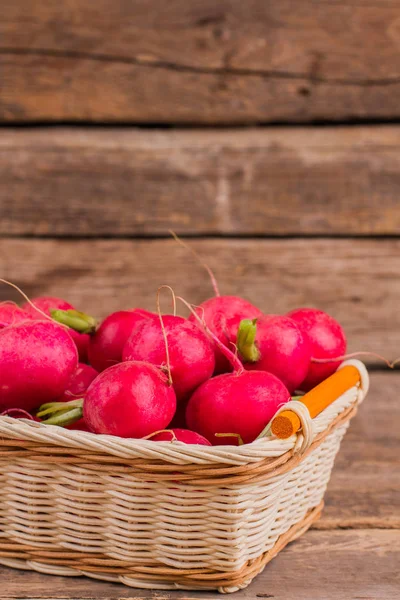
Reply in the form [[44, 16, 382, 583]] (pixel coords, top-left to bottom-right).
[[157, 284, 177, 317], [0, 279, 53, 323], [312, 351, 397, 369], [176, 295, 244, 374], [156, 287, 173, 386], [169, 230, 220, 297], [143, 429, 178, 442]]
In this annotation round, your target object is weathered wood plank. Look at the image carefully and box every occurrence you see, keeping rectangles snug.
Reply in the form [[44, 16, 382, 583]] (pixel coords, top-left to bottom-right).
[[2, 127, 400, 236], [317, 373, 400, 530], [0, 238, 399, 360], [1, 530, 399, 598], [5, 53, 400, 124], [1, 1, 400, 122]]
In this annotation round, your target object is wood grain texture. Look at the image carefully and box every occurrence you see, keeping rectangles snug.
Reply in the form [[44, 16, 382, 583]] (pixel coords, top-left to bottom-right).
[[317, 373, 400, 530], [2, 126, 400, 236], [1, 530, 399, 599], [1, 1, 400, 122], [0, 238, 399, 359]]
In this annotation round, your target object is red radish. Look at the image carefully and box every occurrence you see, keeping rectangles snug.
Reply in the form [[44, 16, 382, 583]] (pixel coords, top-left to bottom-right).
[[75, 335, 89, 364], [83, 361, 176, 438], [147, 428, 212, 445], [235, 315, 311, 393], [67, 419, 92, 432], [0, 302, 32, 329], [181, 296, 291, 446], [123, 315, 215, 402], [187, 370, 290, 445], [38, 363, 98, 432], [59, 363, 98, 402], [23, 296, 90, 362], [188, 296, 262, 374], [0, 320, 78, 412], [169, 398, 189, 428], [287, 308, 347, 390], [38, 361, 177, 439], [22, 295, 72, 318], [88, 309, 153, 372]]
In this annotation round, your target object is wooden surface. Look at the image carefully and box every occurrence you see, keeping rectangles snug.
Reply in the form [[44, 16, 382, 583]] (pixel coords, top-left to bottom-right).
[[2, 1, 400, 123], [2, 126, 400, 236], [1, 371, 399, 599], [1, 532, 399, 599], [317, 373, 399, 530], [0, 237, 399, 361]]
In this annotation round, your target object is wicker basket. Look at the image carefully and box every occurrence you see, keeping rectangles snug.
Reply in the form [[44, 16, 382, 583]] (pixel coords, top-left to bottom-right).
[[0, 360, 369, 593]]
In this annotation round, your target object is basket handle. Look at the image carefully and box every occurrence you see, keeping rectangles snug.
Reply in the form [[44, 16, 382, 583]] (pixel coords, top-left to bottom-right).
[[271, 360, 368, 442]]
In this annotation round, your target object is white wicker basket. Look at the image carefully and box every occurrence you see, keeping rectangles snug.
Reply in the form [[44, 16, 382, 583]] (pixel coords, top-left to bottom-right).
[[0, 360, 368, 592]]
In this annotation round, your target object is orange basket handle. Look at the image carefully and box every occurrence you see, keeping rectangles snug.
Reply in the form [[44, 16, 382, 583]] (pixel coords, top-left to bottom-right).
[[271, 364, 362, 440]]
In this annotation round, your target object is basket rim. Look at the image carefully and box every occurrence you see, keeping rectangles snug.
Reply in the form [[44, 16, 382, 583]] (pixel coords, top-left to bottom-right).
[[0, 361, 368, 466]]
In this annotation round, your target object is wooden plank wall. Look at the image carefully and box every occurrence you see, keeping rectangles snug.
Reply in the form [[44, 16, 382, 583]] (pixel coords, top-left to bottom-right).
[[1, 1, 400, 366], [2, 1, 400, 123]]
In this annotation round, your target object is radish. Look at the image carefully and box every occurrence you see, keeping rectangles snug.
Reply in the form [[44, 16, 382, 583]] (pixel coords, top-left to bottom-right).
[[180, 297, 291, 445], [235, 315, 311, 393], [75, 335, 89, 364], [188, 296, 262, 373], [23, 296, 90, 362], [39, 363, 98, 432], [122, 315, 215, 402], [0, 302, 32, 329], [22, 295, 74, 318], [0, 320, 78, 412], [186, 370, 290, 445], [169, 398, 189, 428], [38, 361, 177, 439], [88, 309, 153, 372], [59, 363, 98, 402], [287, 308, 347, 390], [146, 428, 212, 445], [66, 364, 97, 429], [67, 420, 91, 431], [2, 363, 95, 430]]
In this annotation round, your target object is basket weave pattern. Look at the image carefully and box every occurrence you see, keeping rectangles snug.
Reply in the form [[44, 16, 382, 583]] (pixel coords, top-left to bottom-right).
[[0, 361, 368, 592]]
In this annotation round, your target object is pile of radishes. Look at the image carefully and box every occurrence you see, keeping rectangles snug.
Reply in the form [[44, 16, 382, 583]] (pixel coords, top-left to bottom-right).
[[0, 280, 348, 447]]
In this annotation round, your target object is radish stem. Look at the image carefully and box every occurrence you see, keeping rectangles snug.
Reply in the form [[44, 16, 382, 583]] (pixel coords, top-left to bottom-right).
[[236, 318, 261, 362], [42, 407, 83, 427], [51, 309, 97, 334], [37, 399, 83, 427]]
